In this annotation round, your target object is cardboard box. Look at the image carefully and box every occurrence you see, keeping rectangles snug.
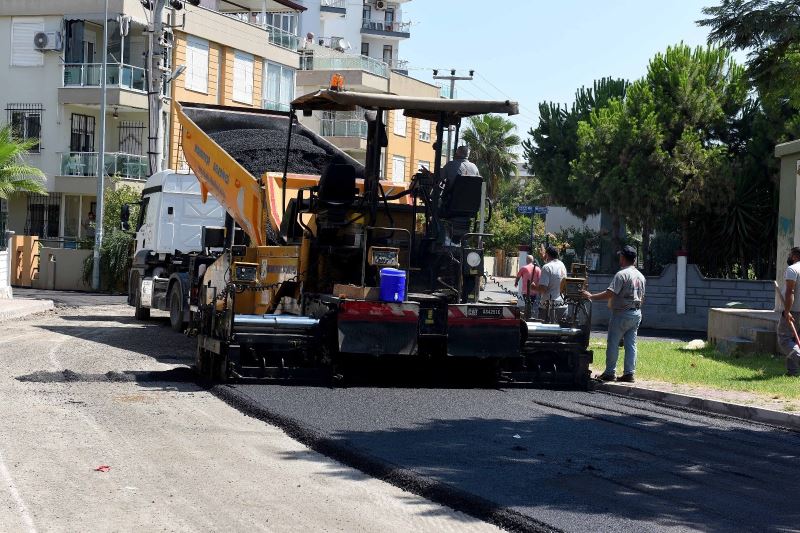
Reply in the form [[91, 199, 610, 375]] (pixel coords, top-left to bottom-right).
[[333, 284, 382, 301]]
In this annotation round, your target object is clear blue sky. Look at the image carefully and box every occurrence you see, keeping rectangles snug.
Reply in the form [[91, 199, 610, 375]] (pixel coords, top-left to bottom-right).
[[400, 0, 723, 142]]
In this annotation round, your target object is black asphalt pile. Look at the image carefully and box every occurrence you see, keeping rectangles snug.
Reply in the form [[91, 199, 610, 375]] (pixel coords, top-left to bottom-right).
[[16, 367, 195, 383], [209, 128, 338, 177]]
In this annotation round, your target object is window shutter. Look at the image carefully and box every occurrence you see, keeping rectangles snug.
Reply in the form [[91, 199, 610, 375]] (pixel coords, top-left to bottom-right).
[[11, 18, 44, 67], [186, 36, 208, 93], [393, 110, 406, 136], [233, 51, 253, 104]]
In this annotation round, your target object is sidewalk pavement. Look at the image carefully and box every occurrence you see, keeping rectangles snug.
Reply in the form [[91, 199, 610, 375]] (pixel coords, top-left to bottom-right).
[[597, 380, 800, 432], [0, 296, 54, 322]]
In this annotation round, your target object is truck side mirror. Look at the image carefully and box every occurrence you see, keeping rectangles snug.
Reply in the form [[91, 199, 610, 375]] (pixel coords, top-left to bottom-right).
[[120, 204, 130, 231]]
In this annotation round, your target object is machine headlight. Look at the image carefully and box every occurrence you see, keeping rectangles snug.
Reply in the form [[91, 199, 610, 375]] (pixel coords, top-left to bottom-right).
[[466, 251, 482, 268]]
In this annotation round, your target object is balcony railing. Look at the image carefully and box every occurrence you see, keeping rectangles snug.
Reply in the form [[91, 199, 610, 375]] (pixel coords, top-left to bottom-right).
[[63, 63, 146, 92], [300, 53, 389, 78], [59, 152, 148, 180], [362, 19, 412, 35], [220, 12, 300, 50], [320, 119, 368, 139], [392, 59, 409, 71], [321, 0, 346, 8], [266, 24, 300, 50], [263, 99, 291, 113]]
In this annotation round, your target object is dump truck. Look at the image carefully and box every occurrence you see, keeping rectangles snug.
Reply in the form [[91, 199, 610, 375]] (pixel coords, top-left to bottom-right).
[[167, 89, 592, 387], [126, 170, 225, 331]]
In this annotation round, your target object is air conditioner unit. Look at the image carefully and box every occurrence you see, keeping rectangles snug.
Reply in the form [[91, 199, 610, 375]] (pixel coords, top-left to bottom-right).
[[33, 31, 63, 51], [331, 36, 346, 51], [374, 0, 387, 10]]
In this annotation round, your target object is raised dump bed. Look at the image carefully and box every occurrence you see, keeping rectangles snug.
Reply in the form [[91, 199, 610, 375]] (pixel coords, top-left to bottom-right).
[[175, 102, 365, 246]]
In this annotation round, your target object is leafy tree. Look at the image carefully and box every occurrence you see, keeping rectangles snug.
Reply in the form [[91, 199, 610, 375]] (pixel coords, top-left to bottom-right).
[[461, 114, 520, 197], [642, 43, 747, 249], [81, 181, 140, 292], [570, 81, 669, 265], [698, 0, 800, 112], [485, 172, 545, 253], [0, 125, 46, 199], [523, 77, 628, 218]]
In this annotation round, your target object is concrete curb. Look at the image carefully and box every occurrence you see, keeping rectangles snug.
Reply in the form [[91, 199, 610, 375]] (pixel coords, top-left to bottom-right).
[[598, 382, 800, 432], [0, 299, 54, 322]]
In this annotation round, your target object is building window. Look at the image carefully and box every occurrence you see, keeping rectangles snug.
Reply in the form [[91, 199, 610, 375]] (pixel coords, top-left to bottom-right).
[[265, 13, 297, 35], [363, 5, 371, 21], [11, 17, 44, 67], [25, 193, 61, 241], [264, 61, 295, 112], [70, 114, 95, 152], [419, 119, 431, 142], [361, 42, 369, 57], [382, 44, 392, 65], [418, 160, 430, 172], [185, 36, 209, 93], [119, 121, 146, 155], [393, 110, 406, 137], [391, 155, 405, 184], [233, 50, 254, 104], [7, 104, 43, 152]]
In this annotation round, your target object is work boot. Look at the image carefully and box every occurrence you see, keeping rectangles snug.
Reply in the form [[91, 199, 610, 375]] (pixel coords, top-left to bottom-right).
[[617, 373, 635, 383], [597, 373, 616, 382]]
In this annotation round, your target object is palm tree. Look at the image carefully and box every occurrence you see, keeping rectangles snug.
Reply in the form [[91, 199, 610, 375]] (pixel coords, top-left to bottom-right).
[[461, 114, 521, 197], [0, 125, 46, 199]]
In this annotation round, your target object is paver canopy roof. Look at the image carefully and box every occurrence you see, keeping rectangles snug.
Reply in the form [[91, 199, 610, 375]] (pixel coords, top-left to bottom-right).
[[291, 90, 519, 123]]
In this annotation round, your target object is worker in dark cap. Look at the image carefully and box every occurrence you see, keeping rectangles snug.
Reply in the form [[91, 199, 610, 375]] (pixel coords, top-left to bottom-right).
[[583, 245, 646, 382]]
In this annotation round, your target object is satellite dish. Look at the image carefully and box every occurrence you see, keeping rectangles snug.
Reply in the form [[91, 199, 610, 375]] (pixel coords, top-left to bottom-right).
[[343, 40, 352, 50]]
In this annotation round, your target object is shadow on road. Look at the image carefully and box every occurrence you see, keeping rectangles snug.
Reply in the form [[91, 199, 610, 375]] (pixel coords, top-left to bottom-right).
[[266, 400, 800, 533]]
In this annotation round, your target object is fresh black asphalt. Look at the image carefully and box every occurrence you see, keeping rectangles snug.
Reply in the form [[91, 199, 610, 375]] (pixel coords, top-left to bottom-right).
[[219, 382, 800, 533], [23, 291, 797, 532]]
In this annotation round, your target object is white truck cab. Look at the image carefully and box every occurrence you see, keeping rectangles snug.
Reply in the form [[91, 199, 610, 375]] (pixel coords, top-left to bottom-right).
[[135, 170, 225, 255], [129, 170, 225, 330]]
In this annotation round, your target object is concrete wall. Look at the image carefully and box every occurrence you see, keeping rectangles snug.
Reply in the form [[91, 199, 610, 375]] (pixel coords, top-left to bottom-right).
[[33, 248, 91, 291], [588, 264, 774, 332]]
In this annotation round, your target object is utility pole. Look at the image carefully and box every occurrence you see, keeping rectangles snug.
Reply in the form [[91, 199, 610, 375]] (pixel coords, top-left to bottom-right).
[[432, 69, 473, 161], [92, 0, 109, 291], [147, 0, 168, 175]]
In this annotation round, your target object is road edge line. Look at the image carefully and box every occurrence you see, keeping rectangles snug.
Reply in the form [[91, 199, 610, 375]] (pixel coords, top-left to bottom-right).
[[597, 383, 800, 432], [210, 384, 562, 533]]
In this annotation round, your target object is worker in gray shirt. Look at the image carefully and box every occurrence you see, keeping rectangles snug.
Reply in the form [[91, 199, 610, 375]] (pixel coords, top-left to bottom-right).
[[583, 245, 646, 383], [534, 244, 568, 322], [441, 145, 479, 189]]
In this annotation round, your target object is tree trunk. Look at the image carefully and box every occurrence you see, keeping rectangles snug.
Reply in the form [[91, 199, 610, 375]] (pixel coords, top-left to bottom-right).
[[681, 218, 689, 255], [611, 214, 621, 258], [642, 222, 651, 274]]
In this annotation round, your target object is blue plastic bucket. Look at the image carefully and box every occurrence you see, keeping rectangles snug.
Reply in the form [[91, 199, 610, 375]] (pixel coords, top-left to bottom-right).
[[379, 268, 406, 302]]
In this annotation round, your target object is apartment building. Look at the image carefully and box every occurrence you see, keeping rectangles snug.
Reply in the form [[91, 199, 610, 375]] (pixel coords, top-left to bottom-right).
[[0, 0, 153, 246], [0, 0, 302, 245], [299, 0, 410, 73]]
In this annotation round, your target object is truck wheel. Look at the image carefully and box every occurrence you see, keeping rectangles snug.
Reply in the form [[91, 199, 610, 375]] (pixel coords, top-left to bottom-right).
[[169, 286, 184, 332], [134, 287, 150, 321]]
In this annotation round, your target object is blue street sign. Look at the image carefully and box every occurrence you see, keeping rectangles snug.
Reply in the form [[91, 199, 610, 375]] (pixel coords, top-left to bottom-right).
[[517, 205, 548, 215]]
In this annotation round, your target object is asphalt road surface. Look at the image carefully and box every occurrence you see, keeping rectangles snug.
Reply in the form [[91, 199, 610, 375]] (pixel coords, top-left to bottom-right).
[[8, 290, 800, 533]]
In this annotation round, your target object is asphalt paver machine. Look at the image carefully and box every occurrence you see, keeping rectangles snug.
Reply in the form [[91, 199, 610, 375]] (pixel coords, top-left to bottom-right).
[[175, 86, 592, 387]]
